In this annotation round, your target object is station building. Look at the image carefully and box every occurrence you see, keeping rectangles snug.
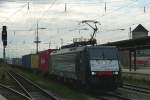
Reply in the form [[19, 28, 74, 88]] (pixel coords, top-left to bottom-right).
[[103, 24, 150, 71]]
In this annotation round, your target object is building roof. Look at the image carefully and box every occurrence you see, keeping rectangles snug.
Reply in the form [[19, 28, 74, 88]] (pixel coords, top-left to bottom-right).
[[102, 36, 150, 50], [132, 24, 149, 32]]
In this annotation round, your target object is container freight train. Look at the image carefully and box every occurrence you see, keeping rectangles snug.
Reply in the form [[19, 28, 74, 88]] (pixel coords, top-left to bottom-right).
[[9, 46, 122, 90], [20, 49, 54, 71]]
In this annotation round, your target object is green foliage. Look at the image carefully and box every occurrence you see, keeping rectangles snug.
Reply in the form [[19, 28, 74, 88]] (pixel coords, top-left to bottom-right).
[[18, 70, 88, 100], [122, 76, 150, 88]]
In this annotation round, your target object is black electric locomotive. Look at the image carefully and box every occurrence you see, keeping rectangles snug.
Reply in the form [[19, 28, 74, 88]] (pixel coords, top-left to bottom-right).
[[49, 45, 122, 90]]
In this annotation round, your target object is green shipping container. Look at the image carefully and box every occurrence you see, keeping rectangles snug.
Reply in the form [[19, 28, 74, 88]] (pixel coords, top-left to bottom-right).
[[31, 54, 39, 69]]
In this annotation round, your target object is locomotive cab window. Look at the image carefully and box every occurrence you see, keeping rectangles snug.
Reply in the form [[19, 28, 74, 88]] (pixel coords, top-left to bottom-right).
[[87, 47, 120, 72], [87, 48, 118, 60]]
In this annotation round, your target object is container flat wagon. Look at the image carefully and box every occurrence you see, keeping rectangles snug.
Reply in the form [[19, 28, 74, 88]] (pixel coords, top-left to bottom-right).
[[31, 54, 39, 69], [22, 54, 31, 69], [39, 49, 54, 72]]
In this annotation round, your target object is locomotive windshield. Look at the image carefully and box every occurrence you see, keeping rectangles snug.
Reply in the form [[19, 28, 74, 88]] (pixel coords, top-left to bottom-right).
[[87, 47, 120, 71], [88, 48, 118, 60]]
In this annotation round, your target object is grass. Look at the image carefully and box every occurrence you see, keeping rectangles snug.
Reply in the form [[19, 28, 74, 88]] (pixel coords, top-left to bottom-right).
[[0, 64, 12, 84], [122, 75, 150, 88], [16, 69, 89, 100], [139, 95, 150, 100], [23, 70, 150, 100]]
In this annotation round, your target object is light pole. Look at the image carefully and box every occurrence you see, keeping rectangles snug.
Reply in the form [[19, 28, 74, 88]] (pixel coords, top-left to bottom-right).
[[129, 24, 135, 40], [34, 21, 47, 54]]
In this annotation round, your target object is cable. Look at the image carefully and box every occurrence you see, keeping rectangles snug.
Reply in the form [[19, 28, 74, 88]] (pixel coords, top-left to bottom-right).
[[38, 0, 58, 22], [1, 3, 27, 24], [60, 0, 135, 5], [57, 0, 139, 35], [73, 0, 138, 22], [3, 0, 147, 48], [108, 1, 150, 31], [92, 0, 150, 32], [94, 0, 139, 20], [27, 0, 58, 32]]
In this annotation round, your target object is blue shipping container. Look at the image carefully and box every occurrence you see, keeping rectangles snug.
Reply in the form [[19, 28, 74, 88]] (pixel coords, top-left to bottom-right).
[[22, 54, 31, 68]]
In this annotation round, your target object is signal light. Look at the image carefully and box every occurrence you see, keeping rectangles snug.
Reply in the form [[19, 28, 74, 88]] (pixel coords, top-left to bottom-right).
[[2, 26, 7, 46], [3, 40, 7, 47]]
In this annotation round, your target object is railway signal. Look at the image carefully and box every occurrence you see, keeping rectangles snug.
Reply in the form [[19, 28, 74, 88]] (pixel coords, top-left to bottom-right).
[[2, 26, 7, 46], [1, 26, 7, 63]]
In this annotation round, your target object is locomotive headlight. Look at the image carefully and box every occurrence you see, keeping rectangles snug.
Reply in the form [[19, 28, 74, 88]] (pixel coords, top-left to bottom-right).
[[114, 71, 118, 75], [91, 72, 96, 75]]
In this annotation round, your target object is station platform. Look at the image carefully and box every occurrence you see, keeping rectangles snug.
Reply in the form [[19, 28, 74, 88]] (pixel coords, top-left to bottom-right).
[[122, 68, 150, 75], [122, 68, 150, 82]]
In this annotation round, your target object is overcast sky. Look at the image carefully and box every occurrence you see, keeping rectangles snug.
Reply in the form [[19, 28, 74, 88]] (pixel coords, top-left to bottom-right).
[[0, 0, 150, 58]]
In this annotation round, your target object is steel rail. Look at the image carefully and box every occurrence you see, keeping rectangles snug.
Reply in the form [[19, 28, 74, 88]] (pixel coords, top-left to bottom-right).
[[124, 83, 150, 91], [123, 83, 150, 94], [105, 92, 131, 100], [9, 71, 58, 100], [0, 83, 31, 100], [7, 71, 33, 99]]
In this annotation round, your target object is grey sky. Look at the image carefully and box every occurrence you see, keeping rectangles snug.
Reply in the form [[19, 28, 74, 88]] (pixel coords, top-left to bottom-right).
[[0, 0, 149, 57]]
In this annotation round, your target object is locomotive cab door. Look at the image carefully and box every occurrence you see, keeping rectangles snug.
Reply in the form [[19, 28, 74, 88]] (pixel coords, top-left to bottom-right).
[[76, 51, 90, 85]]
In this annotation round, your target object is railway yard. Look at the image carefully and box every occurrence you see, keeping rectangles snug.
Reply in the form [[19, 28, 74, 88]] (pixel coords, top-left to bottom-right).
[[0, 64, 59, 100], [0, 64, 149, 100], [1, 0, 150, 100]]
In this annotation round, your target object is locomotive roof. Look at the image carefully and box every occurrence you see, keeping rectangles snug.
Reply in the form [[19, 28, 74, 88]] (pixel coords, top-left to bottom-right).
[[51, 46, 85, 55], [51, 46, 117, 55]]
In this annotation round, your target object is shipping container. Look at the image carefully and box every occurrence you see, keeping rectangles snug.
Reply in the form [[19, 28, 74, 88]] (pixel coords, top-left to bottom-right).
[[31, 54, 39, 69], [12, 58, 22, 65], [6, 58, 12, 64], [22, 54, 31, 68], [39, 49, 54, 72]]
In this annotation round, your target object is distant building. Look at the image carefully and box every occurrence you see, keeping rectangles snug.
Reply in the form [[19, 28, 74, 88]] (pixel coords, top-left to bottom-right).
[[132, 24, 149, 39]]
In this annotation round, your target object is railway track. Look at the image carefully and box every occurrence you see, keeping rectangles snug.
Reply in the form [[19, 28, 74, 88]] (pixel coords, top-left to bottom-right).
[[0, 83, 30, 100], [96, 93, 131, 100], [92, 90, 131, 100], [100, 92, 131, 100], [5, 70, 149, 100], [7, 71, 33, 99], [98, 83, 150, 100], [8, 71, 58, 100], [123, 83, 150, 94], [0, 71, 27, 96]]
